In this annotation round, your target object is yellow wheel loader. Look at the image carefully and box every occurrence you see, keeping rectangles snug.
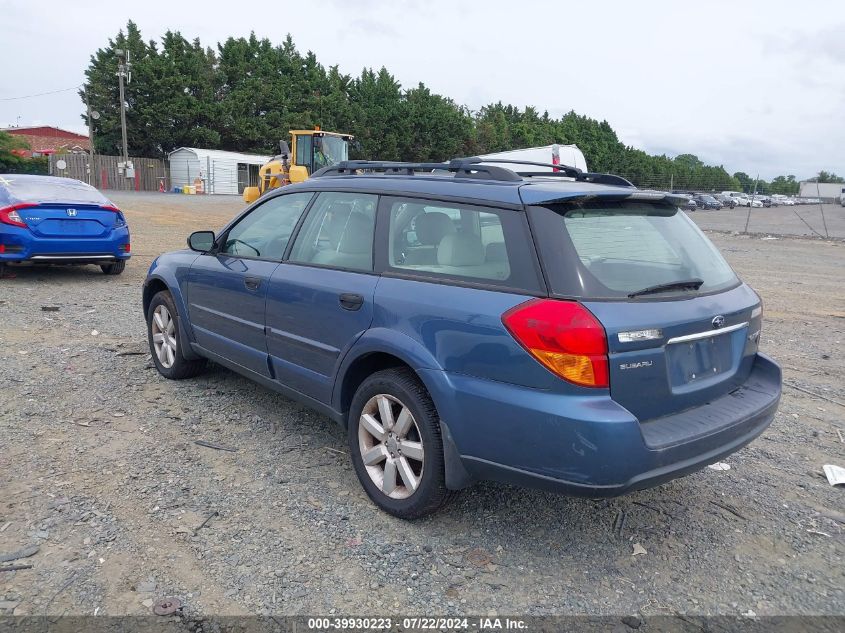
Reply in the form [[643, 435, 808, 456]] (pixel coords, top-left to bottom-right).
[[243, 129, 353, 203]]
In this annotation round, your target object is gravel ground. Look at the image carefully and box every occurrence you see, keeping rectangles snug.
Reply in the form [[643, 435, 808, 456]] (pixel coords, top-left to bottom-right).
[[0, 192, 843, 618]]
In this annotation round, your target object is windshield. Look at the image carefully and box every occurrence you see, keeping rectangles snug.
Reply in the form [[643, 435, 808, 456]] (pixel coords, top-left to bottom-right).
[[528, 200, 739, 299], [313, 135, 349, 170]]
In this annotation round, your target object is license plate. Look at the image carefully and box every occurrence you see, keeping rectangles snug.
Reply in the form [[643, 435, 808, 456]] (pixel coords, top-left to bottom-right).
[[669, 334, 733, 384]]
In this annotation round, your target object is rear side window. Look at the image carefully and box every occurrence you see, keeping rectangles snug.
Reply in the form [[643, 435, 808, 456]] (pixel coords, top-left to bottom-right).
[[381, 197, 542, 293], [529, 200, 739, 299]]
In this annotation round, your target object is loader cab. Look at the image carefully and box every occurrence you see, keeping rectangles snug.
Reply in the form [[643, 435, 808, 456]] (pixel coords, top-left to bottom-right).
[[291, 130, 352, 176], [242, 130, 353, 203]]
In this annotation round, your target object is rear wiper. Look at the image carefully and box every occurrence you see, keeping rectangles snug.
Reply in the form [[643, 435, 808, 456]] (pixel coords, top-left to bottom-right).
[[627, 278, 704, 298]]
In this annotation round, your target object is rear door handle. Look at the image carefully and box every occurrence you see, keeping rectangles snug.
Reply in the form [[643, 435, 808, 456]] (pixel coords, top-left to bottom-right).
[[339, 293, 364, 311], [244, 276, 261, 291]]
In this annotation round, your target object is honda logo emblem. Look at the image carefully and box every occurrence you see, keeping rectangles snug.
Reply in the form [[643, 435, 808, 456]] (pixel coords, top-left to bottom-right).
[[712, 315, 726, 329], [66, 208, 77, 217]]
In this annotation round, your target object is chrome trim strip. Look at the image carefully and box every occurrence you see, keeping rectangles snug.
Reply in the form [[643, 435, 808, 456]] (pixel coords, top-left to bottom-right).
[[30, 255, 115, 260], [667, 321, 748, 344]]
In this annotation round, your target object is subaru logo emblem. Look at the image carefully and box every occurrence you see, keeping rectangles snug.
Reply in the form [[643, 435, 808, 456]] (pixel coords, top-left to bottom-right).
[[712, 315, 725, 329], [66, 208, 77, 217]]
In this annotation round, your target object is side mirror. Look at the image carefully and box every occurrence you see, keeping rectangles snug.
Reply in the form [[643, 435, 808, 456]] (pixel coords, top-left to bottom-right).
[[288, 164, 308, 183], [243, 186, 260, 203], [188, 231, 215, 252]]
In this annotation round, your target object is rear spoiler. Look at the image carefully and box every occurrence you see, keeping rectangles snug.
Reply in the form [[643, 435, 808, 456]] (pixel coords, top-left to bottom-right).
[[519, 187, 690, 207]]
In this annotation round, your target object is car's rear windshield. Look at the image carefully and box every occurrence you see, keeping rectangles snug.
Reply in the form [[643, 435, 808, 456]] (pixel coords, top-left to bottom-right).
[[528, 200, 739, 300], [0, 176, 109, 207]]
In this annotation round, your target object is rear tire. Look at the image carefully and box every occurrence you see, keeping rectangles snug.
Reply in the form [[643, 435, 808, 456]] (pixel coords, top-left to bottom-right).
[[348, 368, 456, 519], [101, 260, 126, 275], [146, 291, 206, 380]]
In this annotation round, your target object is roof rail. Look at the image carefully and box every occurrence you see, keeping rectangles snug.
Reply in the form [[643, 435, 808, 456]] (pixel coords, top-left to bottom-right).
[[310, 157, 634, 188], [311, 160, 521, 181], [459, 156, 635, 188], [457, 156, 583, 179]]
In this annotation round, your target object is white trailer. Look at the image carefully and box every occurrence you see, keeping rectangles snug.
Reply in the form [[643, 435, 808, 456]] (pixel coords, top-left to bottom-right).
[[478, 144, 588, 173]]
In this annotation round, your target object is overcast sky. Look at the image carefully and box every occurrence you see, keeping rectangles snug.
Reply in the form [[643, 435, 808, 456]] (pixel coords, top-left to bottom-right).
[[1, 0, 843, 179]]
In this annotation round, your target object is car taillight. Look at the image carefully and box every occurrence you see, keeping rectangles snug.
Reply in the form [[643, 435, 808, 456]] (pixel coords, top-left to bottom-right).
[[502, 299, 609, 388], [121, 243, 131, 252], [0, 203, 35, 228], [100, 204, 121, 212]]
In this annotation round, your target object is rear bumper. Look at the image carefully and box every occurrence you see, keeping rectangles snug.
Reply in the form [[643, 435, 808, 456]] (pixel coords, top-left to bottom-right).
[[428, 353, 781, 495], [0, 225, 130, 263]]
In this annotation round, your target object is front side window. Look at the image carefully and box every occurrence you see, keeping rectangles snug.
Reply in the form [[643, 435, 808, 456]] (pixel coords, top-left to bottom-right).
[[288, 192, 378, 271], [221, 192, 313, 260], [529, 200, 739, 299], [384, 197, 541, 291]]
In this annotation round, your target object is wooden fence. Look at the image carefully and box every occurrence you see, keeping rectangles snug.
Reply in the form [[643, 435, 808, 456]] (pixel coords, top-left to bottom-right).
[[48, 154, 168, 192]]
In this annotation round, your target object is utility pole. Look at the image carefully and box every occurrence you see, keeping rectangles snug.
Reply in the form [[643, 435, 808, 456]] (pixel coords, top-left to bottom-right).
[[115, 49, 130, 166], [84, 86, 95, 185]]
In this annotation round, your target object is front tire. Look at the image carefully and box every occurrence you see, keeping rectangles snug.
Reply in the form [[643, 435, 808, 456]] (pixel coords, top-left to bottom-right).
[[348, 368, 455, 519], [146, 291, 206, 380], [101, 260, 126, 275]]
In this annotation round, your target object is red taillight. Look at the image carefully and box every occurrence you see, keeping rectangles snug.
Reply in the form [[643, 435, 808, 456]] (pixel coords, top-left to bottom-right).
[[100, 204, 120, 212], [0, 203, 36, 228], [502, 299, 609, 388], [0, 244, 5, 253], [121, 243, 131, 252]]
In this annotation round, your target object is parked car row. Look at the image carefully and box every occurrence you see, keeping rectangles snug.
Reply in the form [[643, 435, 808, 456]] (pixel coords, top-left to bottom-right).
[[671, 190, 820, 211], [672, 191, 732, 211]]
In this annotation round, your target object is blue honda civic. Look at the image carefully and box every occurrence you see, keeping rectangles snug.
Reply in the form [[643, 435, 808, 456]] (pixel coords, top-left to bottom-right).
[[0, 174, 130, 276]]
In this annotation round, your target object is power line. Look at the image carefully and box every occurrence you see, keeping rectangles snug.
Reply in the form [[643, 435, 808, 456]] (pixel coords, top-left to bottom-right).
[[0, 86, 81, 102]]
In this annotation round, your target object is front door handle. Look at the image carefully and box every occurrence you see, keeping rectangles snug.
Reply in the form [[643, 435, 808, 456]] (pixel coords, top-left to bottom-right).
[[339, 293, 364, 311], [244, 276, 261, 291]]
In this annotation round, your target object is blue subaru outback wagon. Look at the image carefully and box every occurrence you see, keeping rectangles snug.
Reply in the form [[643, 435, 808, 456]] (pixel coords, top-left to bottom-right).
[[143, 158, 781, 518]]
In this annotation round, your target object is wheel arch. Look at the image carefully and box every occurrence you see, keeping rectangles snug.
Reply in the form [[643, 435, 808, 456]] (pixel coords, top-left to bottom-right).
[[333, 327, 445, 425], [142, 274, 201, 361]]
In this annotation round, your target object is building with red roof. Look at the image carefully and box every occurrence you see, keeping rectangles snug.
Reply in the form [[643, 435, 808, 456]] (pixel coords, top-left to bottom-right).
[[2, 126, 90, 158]]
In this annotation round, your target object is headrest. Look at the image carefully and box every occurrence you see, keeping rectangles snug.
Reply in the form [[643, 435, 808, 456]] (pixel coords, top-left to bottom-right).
[[485, 242, 508, 262], [337, 211, 374, 254], [415, 211, 456, 245], [437, 233, 485, 267]]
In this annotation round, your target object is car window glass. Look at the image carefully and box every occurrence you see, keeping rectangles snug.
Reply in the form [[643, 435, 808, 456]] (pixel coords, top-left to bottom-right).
[[288, 192, 378, 271], [295, 135, 313, 173], [388, 200, 516, 283], [530, 201, 738, 298], [222, 192, 313, 260]]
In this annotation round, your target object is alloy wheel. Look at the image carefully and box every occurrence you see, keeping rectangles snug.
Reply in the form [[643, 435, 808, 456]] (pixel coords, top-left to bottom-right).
[[151, 304, 177, 369], [357, 394, 425, 499]]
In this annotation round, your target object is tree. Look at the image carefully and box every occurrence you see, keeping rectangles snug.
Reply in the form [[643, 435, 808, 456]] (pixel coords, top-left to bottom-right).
[[0, 131, 47, 174], [77, 25, 797, 192], [808, 170, 844, 183]]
